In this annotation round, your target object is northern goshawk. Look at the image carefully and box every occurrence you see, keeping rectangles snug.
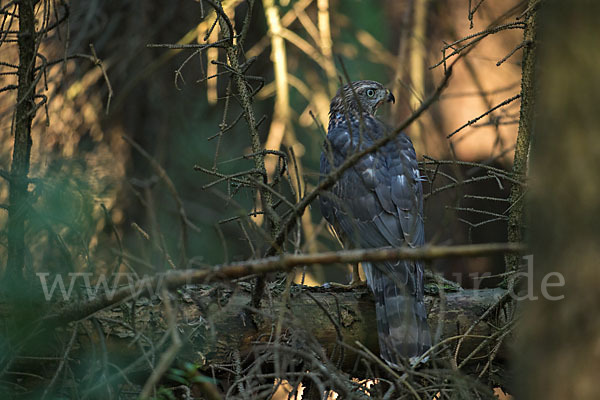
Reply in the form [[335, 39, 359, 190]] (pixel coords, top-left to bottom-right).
[[319, 80, 431, 365]]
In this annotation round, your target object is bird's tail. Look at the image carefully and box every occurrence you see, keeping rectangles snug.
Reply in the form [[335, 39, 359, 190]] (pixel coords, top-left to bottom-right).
[[363, 261, 431, 366]]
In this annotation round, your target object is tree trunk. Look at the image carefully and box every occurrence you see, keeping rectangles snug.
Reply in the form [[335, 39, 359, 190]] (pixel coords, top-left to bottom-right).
[[516, 1, 600, 398], [505, 0, 538, 273], [15, 287, 510, 385], [4, 0, 37, 298]]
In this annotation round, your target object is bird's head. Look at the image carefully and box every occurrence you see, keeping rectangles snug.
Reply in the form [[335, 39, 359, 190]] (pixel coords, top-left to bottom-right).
[[329, 80, 395, 119]]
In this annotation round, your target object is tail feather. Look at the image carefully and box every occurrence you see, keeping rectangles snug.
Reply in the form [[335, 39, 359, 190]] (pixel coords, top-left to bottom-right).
[[363, 261, 431, 366]]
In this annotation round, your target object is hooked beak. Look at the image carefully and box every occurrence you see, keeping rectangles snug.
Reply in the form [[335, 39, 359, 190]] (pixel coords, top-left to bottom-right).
[[386, 89, 395, 104]]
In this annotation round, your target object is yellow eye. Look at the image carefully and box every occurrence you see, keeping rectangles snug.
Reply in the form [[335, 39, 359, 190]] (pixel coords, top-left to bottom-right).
[[366, 89, 375, 97]]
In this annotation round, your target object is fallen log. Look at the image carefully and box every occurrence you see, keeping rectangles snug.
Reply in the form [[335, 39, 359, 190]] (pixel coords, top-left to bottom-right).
[[76, 285, 510, 384]]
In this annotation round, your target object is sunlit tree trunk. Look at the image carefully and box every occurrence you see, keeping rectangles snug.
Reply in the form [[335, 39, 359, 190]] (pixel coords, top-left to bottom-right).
[[505, 0, 537, 273]]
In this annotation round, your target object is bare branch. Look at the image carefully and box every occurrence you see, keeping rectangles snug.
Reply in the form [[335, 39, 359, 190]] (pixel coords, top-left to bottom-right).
[[46, 242, 524, 325], [446, 93, 521, 138]]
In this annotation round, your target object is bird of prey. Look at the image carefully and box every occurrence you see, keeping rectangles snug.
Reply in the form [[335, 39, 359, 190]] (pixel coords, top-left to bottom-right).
[[319, 80, 431, 365]]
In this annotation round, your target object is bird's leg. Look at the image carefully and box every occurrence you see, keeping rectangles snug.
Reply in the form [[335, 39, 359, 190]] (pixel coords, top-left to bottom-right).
[[349, 263, 363, 287], [326, 263, 367, 290]]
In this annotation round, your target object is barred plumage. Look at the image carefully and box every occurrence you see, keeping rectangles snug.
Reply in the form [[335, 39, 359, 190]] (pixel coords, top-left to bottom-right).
[[319, 80, 431, 366]]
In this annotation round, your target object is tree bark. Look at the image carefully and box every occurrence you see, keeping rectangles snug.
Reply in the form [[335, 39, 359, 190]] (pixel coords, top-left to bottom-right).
[[516, 1, 600, 399], [4, 0, 37, 297], [505, 0, 538, 273], [67, 287, 509, 384]]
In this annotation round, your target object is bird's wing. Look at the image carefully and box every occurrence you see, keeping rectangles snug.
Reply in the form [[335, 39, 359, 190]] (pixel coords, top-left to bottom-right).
[[319, 118, 424, 255], [378, 133, 425, 248]]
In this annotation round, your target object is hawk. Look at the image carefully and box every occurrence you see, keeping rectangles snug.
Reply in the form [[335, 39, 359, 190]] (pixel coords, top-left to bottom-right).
[[319, 80, 431, 365]]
